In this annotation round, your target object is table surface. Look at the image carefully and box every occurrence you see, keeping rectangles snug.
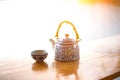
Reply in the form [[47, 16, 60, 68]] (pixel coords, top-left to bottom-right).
[[0, 35, 120, 80]]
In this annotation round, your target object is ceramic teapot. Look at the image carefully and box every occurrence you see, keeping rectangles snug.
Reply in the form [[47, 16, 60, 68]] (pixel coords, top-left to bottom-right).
[[49, 21, 80, 62]]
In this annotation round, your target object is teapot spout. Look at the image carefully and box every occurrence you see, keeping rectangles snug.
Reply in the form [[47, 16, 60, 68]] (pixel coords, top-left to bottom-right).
[[49, 39, 56, 50]]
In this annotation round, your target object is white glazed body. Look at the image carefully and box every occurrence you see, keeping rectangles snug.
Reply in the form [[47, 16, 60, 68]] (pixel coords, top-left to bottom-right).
[[55, 43, 79, 62]]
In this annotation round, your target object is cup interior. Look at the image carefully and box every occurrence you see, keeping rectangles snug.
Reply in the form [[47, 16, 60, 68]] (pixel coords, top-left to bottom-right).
[[31, 50, 47, 55]]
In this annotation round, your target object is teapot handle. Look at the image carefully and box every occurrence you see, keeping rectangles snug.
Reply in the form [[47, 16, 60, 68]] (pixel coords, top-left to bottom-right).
[[55, 21, 80, 42]]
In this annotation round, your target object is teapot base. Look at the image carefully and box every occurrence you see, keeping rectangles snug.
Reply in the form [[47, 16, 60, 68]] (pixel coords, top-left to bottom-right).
[[55, 59, 80, 62]]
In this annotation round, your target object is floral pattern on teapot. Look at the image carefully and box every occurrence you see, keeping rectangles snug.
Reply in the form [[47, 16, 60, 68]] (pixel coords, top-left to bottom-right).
[[55, 44, 79, 62]]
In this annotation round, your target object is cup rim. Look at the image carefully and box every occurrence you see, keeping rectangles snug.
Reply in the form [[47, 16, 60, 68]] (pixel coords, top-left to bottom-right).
[[31, 50, 47, 55]]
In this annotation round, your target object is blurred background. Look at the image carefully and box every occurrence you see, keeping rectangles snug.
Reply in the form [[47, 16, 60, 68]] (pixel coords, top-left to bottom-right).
[[0, 0, 120, 58]]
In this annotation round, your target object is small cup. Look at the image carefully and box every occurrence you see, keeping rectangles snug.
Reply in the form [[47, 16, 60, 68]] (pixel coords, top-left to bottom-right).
[[31, 50, 48, 62]]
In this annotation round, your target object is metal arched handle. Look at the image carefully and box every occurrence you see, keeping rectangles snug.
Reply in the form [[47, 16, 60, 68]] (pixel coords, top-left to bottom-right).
[[55, 21, 80, 41]]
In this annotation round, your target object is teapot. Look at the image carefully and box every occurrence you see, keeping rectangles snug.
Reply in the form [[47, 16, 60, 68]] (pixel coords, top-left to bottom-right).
[[49, 21, 81, 62]]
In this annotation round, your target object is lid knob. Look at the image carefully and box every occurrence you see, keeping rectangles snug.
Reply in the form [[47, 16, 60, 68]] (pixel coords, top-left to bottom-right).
[[65, 34, 69, 39]]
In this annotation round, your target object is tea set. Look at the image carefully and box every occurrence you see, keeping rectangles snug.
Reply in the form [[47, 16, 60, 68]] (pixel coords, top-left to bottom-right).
[[31, 20, 81, 62]]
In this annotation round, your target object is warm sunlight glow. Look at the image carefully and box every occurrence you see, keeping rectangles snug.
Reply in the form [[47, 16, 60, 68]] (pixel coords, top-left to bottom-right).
[[0, 0, 120, 59]]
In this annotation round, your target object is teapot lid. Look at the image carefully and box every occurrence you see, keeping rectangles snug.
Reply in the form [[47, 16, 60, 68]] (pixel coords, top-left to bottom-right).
[[57, 34, 76, 45]]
